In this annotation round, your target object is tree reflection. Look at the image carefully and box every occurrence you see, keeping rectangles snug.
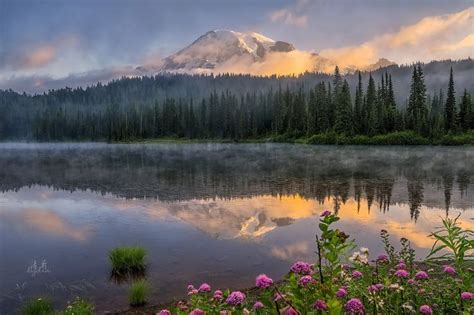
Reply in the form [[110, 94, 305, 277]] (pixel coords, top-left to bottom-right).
[[0, 144, 472, 219]]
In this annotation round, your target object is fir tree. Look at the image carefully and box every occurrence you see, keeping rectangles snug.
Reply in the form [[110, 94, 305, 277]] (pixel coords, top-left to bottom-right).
[[458, 89, 471, 132], [353, 71, 364, 134], [444, 67, 456, 132], [334, 80, 353, 135]]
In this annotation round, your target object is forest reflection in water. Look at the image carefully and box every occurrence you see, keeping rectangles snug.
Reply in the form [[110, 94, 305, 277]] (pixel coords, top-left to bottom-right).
[[1, 143, 473, 218], [0, 143, 473, 312]]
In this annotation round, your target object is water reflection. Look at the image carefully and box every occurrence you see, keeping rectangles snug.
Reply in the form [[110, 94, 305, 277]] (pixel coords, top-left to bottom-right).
[[0, 143, 473, 312]]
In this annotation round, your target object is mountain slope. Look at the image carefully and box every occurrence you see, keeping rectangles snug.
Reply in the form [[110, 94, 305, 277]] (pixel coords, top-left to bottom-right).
[[160, 30, 296, 72]]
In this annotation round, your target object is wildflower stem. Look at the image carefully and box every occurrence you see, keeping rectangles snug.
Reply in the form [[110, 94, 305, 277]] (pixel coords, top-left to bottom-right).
[[315, 235, 324, 284], [273, 284, 300, 314]]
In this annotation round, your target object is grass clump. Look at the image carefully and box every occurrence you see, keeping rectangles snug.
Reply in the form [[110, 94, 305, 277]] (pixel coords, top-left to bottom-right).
[[128, 279, 150, 307], [59, 298, 94, 315], [22, 298, 53, 315], [109, 246, 147, 274]]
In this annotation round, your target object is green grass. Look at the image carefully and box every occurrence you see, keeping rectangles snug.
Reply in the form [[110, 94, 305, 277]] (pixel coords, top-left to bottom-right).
[[22, 298, 53, 315], [128, 279, 150, 307], [59, 298, 94, 315], [110, 131, 474, 146], [109, 246, 147, 274]]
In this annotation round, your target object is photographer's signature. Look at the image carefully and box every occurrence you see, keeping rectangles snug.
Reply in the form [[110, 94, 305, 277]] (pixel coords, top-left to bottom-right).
[[27, 260, 50, 277]]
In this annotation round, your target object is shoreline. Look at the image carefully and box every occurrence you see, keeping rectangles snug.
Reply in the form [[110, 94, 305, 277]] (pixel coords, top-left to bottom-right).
[[1, 131, 474, 146]]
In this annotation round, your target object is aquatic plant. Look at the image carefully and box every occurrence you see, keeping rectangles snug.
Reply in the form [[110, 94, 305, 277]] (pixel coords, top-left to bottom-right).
[[128, 279, 150, 307], [109, 246, 147, 274], [22, 298, 53, 315]]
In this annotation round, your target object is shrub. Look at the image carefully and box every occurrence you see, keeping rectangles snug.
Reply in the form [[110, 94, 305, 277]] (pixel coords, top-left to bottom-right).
[[109, 246, 147, 274], [22, 298, 53, 315], [306, 132, 338, 145], [128, 279, 150, 307], [59, 298, 94, 315]]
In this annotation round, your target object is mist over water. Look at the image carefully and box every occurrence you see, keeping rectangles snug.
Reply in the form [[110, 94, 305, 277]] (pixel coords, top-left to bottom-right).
[[0, 143, 473, 312]]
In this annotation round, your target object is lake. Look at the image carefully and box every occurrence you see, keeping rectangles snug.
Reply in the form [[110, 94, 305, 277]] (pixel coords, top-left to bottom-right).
[[0, 143, 473, 313]]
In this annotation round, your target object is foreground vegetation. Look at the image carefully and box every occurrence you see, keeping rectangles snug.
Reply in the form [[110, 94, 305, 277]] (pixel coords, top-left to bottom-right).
[[22, 212, 473, 314], [149, 213, 473, 314], [22, 297, 94, 315]]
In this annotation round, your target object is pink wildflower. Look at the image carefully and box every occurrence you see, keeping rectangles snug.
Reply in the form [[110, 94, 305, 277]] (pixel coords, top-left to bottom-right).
[[313, 299, 328, 311], [352, 270, 363, 279], [198, 283, 211, 292], [226, 291, 246, 305], [320, 210, 332, 217], [157, 311, 171, 315], [298, 275, 314, 287], [443, 265, 456, 275], [187, 289, 198, 296], [253, 301, 264, 309], [290, 261, 313, 274], [394, 269, 409, 278], [213, 290, 223, 299], [255, 274, 273, 288], [419, 305, 433, 315], [415, 271, 428, 280], [344, 298, 365, 314], [461, 292, 474, 300], [396, 261, 407, 270], [336, 287, 348, 298], [189, 309, 204, 315], [376, 254, 389, 263], [283, 307, 298, 315]]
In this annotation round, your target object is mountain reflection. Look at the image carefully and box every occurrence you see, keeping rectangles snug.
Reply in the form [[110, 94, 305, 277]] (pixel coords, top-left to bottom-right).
[[0, 143, 473, 221]]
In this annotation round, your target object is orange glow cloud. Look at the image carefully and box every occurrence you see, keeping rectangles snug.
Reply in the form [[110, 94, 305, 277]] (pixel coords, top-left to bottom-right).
[[320, 7, 474, 70], [23, 46, 56, 69]]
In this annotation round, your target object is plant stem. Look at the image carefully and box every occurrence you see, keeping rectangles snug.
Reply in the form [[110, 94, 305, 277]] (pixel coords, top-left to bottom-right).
[[316, 235, 324, 284]]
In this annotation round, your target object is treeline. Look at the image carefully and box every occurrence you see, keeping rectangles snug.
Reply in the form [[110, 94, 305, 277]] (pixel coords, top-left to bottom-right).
[[27, 65, 473, 142]]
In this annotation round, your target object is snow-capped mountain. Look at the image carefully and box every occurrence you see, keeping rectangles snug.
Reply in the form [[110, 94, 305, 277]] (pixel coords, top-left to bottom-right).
[[138, 29, 395, 75], [160, 29, 296, 72]]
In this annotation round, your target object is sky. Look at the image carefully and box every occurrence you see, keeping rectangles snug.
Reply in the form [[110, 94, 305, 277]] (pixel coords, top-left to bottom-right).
[[1, 0, 473, 93]]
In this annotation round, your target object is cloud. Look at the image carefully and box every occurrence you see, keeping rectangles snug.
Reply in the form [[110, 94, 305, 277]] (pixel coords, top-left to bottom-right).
[[22, 46, 56, 69], [0, 66, 146, 93], [0, 208, 91, 241], [213, 50, 323, 76], [2, 36, 80, 71], [270, 9, 308, 27], [319, 7, 474, 70], [269, 0, 309, 27]]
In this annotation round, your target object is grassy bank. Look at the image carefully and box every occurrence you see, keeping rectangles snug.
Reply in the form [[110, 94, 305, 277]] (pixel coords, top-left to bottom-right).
[[112, 131, 474, 146]]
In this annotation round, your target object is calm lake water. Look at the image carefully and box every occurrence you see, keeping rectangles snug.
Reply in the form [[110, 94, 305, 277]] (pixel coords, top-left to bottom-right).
[[0, 143, 473, 313]]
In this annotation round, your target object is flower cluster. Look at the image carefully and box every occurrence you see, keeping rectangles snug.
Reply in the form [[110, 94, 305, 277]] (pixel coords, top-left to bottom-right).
[[153, 212, 473, 315]]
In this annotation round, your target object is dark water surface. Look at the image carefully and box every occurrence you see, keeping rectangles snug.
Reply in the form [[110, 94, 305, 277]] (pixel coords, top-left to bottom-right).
[[0, 143, 473, 313]]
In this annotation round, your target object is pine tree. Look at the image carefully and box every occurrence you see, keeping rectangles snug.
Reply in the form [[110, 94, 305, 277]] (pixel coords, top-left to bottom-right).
[[407, 64, 427, 134], [365, 73, 377, 136], [353, 71, 364, 134], [444, 67, 456, 132], [458, 89, 471, 132], [385, 74, 397, 132], [334, 80, 353, 136]]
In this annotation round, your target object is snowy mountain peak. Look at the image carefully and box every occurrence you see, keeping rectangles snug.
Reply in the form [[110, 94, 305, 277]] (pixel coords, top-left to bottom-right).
[[160, 29, 295, 72]]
